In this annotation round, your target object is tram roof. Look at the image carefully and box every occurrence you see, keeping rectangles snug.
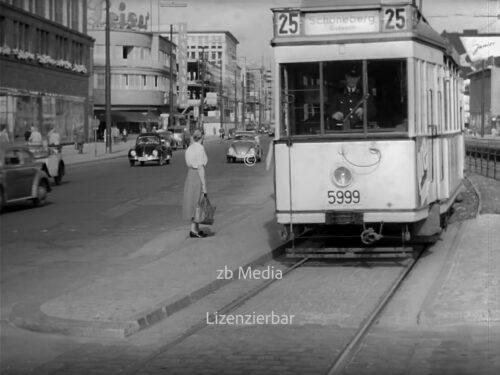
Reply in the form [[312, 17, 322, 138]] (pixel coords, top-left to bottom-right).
[[271, 1, 460, 65]]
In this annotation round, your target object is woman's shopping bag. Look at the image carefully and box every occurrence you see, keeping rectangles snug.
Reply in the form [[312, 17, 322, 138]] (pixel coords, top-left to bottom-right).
[[195, 194, 216, 225]]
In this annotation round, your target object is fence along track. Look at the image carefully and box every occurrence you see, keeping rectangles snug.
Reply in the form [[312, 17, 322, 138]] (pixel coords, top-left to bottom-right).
[[465, 139, 500, 180]]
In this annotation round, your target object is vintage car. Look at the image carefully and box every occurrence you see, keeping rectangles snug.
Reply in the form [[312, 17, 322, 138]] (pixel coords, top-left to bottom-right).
[[128, 133, 172, 166], [167, 126, 190, 149], [0, 146, 51, 212], [28, 144, 65, 185], [226, 133, 263, 163]]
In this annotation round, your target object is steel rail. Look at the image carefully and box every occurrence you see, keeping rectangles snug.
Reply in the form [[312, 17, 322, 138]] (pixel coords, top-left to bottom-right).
[[115, 256, 310, 375], [325, 246, 425, 375]]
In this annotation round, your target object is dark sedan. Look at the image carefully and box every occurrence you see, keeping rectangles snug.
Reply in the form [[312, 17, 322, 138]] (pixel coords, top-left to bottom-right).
[[0, 146, 51, 212], [128, 133, 172, 166]]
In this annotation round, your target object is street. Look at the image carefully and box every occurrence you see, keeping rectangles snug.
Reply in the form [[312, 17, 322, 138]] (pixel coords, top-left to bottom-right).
[[0, 136, 273, 373]]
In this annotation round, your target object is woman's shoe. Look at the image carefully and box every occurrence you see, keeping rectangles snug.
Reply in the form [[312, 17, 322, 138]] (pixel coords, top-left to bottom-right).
[[189, 231, 206, 238]]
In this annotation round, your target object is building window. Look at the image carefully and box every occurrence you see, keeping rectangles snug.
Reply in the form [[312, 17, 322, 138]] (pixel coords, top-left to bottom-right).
[[97, 74, 105, 88], [0, 17, 5, 47], [55, 0, 63, 23], [123, 74, 129, 86], [143, 75, 147, 87], [155, 76, 158, 87], [35, 0, 45, 17], [123, 46, 133, 59]]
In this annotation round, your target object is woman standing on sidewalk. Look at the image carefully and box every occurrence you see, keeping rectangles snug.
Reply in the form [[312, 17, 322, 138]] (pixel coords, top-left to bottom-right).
[[182, 129, 208, 238]]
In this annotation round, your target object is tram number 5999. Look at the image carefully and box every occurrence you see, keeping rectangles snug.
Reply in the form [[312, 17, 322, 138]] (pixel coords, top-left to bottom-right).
[[328, 190, 360, 205], [277, 12, 300, 36]]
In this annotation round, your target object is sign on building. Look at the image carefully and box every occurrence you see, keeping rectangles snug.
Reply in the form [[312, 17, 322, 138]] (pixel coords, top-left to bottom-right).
[[177, 22, 189, 108]]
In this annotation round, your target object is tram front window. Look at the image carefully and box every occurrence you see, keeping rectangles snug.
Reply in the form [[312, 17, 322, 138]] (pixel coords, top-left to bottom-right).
[[281, 59, 407, 136]]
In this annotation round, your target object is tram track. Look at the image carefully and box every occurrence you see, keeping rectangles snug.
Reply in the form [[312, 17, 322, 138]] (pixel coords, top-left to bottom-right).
[[117, 235, 427, 374], [116, 253, 311, 375], [325, 245, 425, 375]]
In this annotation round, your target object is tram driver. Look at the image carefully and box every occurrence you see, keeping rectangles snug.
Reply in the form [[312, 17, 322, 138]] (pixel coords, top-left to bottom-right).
[[330, 66, 376, 129]]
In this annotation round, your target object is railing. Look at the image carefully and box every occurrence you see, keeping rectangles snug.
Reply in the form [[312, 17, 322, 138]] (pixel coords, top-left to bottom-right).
[[465, 139, 500, 180]]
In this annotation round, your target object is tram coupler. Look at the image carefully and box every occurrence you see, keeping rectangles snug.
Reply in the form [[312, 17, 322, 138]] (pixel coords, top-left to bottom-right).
[[360, 222, 384, 245]]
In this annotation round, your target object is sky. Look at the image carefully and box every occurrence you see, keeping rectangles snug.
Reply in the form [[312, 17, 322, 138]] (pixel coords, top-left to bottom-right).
[[115, 0, 500, 65]]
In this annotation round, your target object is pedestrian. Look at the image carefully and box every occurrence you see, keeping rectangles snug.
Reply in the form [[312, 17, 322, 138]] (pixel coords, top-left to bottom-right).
[[182, 129, 208, 238], [76, 127, 85, 154], [330, 66, 376, 129], [0, 126, 10, 145], [28, 127, 42, 145], [122, 128, 128, 142], [48, 126, 61, 150]]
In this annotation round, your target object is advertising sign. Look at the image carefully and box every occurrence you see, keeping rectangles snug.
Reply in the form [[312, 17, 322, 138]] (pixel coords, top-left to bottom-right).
[[177, 22, 189, 108], [87, 0, 150, 30], [460, 36, 500, 62]]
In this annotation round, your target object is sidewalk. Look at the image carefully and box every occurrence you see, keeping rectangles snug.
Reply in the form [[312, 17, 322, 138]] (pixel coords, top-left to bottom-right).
[[7, 148, 500, 339]]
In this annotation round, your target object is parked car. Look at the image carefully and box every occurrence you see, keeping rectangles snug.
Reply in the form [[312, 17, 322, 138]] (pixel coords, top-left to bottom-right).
[[0, 146, 51, 212], [226, 133, 263, 163], [28, 144, 65, 185], [167, 126, 190, 149], [128, 133, 172, 166]]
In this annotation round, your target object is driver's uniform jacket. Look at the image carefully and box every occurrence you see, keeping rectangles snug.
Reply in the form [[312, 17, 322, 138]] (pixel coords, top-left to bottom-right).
[[331, 87, 376, 128]]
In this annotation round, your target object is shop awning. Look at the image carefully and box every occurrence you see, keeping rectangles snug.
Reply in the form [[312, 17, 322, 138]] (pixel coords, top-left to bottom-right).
[[97, 111, 159, 123]]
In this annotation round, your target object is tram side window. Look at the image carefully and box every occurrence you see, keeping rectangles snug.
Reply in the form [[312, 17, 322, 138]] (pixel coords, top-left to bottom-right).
[[281, 62, 322, 136], [366, 59, 408, 131]]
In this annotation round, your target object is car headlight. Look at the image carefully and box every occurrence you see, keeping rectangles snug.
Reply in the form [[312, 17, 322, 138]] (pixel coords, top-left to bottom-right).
[[152, 150, 158, 157], [130, 150, 136, 156], [227, 147, 236, 156]]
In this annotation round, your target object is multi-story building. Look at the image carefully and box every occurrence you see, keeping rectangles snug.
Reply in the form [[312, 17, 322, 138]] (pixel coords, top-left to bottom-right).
[[0, 0, 93, 143], [172, 31, 239, 128], [87, 1, 177, 134]]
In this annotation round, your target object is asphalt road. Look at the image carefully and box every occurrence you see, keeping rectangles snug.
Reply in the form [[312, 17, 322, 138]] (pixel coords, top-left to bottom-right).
[[0, 136, 272, 373]]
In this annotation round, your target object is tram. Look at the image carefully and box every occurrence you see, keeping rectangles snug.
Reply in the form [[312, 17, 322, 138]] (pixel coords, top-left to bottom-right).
[[270, 0, 464, 249]]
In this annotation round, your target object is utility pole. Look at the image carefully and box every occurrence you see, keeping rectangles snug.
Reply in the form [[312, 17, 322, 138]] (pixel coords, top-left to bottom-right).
[[169, 24, 174, 128], [105, 0, 112, 153], [198, 47, 206, 130], [219, 61, 224, 133], [234, 68, 238, 129]]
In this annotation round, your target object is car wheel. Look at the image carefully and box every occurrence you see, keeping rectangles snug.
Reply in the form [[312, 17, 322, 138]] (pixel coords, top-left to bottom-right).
[[166, 159, 170, 165], [130, 160, 135, 166], [54, 163, 64, 185], [33, 182, 48, 207], [0, 187, 4, 214], [227, 157, 231, 163], [140, 161, 145, 166]]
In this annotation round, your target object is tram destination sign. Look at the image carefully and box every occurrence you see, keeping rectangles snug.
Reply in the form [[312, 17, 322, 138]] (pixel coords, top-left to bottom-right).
[[275, 6, 410, 37], [305, 10, 379, 35]]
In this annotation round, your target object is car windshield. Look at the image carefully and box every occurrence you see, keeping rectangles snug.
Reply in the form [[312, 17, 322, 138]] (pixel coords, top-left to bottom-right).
[[233, 135, 255, 142], [137, 136, 159, 144]]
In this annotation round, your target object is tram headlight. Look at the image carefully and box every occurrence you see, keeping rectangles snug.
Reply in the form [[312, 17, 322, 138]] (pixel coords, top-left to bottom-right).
[[331, 166, 353, 187]]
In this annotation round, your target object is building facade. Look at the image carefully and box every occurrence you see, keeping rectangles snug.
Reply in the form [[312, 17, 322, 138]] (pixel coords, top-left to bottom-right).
[[89, 29, 177, 133], [87, 0, 177, 134], [0, 0, 93, 144], [172, 31, 240, 129]]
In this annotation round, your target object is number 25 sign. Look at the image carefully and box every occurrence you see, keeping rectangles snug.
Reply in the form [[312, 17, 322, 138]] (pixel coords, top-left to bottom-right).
[[276, 12, 300, 36]]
